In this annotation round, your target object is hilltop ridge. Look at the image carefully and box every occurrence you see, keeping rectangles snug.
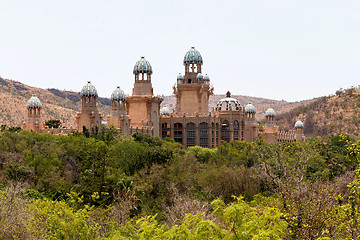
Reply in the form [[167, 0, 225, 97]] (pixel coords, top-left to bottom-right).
[[276, 86, 360, 137]]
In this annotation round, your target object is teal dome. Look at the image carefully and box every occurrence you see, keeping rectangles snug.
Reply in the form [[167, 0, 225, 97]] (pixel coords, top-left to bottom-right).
[[204, 74, 210, 81], [265, 108, 276, 117], [133, 57, 152, 74], [245, 103, 256, 113], [160, 107, 171, 115], [196, 73, 203, 79], [183, 47, 203, 65], [27, 95, 42, 108], [294, 120, 304, 128], [111, 86, 126, 101], [81, 81, 98, 97], [177, 73, 184, 80]]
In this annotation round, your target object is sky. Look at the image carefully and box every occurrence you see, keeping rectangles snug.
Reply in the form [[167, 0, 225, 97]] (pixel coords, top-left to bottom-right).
[[0, 0, 359, 102]]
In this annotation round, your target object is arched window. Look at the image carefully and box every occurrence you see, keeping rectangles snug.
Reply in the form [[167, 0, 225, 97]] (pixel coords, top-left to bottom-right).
[[199, 122, 209, 148], [161, 122, 170, 138], [174, 123, 183, 143], [233, 120, 239, 130], [186, 122, 196, 146], [221, 120, 230, 142], [241, 121, 245, 141], [233, 120, 239, 140]]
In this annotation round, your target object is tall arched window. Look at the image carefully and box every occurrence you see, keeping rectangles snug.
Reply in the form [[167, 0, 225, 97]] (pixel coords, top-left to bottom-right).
[[174, 123, 183, 143], [233, 120, 239, 140], [186, 122, 196, 146], [199, 122, 209, 148], [161, 122, 170, 138], [221, 120, 230, 143], [241, 121, 245, 141]]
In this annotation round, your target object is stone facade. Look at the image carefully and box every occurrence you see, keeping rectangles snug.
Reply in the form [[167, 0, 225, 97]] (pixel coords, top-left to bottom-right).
[[22, 95, 45, 132], [75, 81, 103, 132], [20, 47, 305, 145], [126, 57, 162, 137], [106, 86, 130, 135], [159, 47, 259, 147], [261, 108, 305, 143]]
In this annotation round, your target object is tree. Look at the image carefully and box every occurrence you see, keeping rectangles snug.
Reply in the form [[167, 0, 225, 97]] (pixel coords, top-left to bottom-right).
[[45, 119, 61, 129]]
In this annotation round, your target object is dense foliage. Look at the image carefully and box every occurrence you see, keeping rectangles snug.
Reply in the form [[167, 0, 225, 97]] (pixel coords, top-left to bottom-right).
[[0, 128, 359, 239]]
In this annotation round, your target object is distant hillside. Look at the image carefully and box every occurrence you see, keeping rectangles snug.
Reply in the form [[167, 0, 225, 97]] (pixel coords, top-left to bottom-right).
[[276, 87, 360, 136], [0, 77, 111, 127], [0, 76, 315, 128]]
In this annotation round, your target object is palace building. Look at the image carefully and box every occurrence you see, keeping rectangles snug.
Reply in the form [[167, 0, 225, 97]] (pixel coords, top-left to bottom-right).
[[22, 47, 305, 145]]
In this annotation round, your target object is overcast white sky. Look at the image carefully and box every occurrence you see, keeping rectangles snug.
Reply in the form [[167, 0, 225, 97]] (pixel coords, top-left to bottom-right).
[[0, 0, 359, 101]]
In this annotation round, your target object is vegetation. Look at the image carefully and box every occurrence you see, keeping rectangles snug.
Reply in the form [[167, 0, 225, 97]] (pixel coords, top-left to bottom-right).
[[276, 86, 360, 137], [0, 129, 360, 239], [45, 119, 62, 128]]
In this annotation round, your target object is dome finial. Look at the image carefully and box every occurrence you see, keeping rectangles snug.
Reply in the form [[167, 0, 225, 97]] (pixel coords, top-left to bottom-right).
[[226, 91, 231, 98]]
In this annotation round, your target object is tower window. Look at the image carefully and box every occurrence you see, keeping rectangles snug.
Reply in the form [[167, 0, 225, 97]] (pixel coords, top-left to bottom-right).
[[188, 79, 191, 84]]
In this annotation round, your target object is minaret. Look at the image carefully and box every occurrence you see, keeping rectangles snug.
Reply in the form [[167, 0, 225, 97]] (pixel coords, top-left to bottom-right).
[[294, 120, 305, 141], [106, 86, 130, 135], [127, 57, 163, 136], [244, 103, 258, 141], [75, 81, 102, 132], [263, 108, 278, 143], [22, 95, 45, 132], [173, 47, 213, 115], [132, 57, 153, 96]]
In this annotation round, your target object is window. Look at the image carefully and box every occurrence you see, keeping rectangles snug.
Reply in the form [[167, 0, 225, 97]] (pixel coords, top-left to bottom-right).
[[221, 120, 230, 142], [174, 123, 183, 142]]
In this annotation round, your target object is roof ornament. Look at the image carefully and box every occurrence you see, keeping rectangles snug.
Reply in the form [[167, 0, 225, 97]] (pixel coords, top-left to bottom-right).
[[226, 91, 231, 98]]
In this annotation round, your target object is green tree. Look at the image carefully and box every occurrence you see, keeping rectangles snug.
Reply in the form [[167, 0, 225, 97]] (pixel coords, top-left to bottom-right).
[[45, 119, 61, 129]]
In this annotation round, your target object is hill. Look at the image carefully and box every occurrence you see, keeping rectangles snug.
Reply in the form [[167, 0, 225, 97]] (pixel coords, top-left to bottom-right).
[[276, 86, 360, 136], [0, 76, 314, 127], [0, 77, 111, 127]]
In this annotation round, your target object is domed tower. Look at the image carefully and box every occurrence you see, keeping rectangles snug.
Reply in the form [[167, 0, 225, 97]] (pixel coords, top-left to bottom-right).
[[75, 81, 102, 132], [22, 95, 45, 132], [263, 108, 278, 143], [132, 57, 153, 96], [294, 120, 305, 141], [173, 47, 213, 115], [245, 103, 256, 119], [106, 86, 130, 135], [214, 92, 258, 142], [184, 47, 203, 74], [127, 57, 163, 137]]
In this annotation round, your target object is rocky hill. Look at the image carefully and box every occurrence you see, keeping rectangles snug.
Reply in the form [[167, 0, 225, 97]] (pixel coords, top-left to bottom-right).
[[276, 87, 360, 137], [0, 77, 314, 128], [0, 77, 111, 128]]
